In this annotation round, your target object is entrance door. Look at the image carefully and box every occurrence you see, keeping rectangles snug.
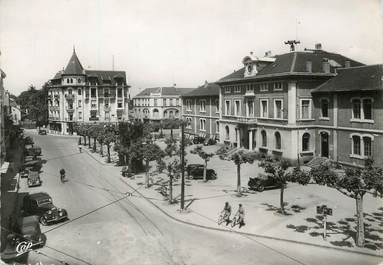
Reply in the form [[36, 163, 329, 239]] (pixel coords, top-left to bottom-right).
[[321, 132, 329, 158]]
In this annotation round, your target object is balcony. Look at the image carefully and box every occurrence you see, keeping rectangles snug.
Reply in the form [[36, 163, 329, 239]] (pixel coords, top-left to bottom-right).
[[245, 91, 255, 97], [89, 117, 99, 121]]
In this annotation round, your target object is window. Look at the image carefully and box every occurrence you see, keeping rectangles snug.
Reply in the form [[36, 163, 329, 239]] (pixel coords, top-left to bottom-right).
[[199, 119, 206, 131], [246, 84, 253, 93], [363, 137, 372, 157], [225, 100, 231, 115], [363, 99, 372, 120], [186, 99, 192, 111], [154, 99, 157, 106], [78, 100, 82, 108], [216, 121, 219, 133], [78, 78, 81, 83], [247, 100, 254, 116], [78, 89, 82, 95], [91, 88, 97, 98], [117, 101, 123, 108], [274, 82, 283, 91], [300, 99, 311, 119], [170, 98, 174, 106], [186, 117, 192, 129], [234, 100, 241, 116], [352, 99, 361, 119], [261, 130, 267, 147], [321, 99, 329, 118], [352, 136, 361, 156], [200, 100, 206, 112], [225, 126, 230, 140], [117, 88, 123, 98], [260, 99, 268, 118], [274, 99, 283, 119], [275, 132, 281, 150], [302, 133, 310, 151], [104, 89, 110, 98], [260, 83, 268, 92], [234, 86, 241, 93], [225, 87, 231, 94], [78, 112, 82, 120], [91, 100, 97, 109]]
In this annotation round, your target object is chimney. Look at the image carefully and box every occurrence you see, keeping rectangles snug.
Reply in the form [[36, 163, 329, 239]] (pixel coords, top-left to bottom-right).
[[315, 43, 322, 50], [345, 60, 351, 68], [204, 80, 208, 87]]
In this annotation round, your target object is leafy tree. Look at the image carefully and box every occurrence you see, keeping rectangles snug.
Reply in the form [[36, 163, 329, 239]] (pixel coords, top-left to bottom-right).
[[162, 119, 180, 139], [310, 160, 383, 247], [191, 145, 215, 182], [217, 146, 258, 194], [157, 158, 181, 203], [103, 125, 117, 163], [24, 136, 34, 147], [16, 84, 48, 125], [142, 142, 165, 188]]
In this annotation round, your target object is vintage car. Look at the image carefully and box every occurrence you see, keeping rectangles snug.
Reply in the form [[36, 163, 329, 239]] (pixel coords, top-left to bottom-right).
[[23, 192, 68, 225], [38, 129, 47, 135], [203, 138, 217, 146], [27, 171, 42, 187], [248, 174, 282, 192], [186, 164, 217, 180], [20, 167, 31, 178], [1, 216, 46, 262], [25, 146, 42, 156], [22, 160, 42, 172], [192, 136, 206, 145]]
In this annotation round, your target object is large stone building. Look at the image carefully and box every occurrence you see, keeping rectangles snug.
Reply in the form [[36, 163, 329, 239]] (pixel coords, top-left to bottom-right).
[[47, 49, 130, 134], [216, 44, 366, 165], [181, 82, 220, 140], [132, 86, 194, 122]]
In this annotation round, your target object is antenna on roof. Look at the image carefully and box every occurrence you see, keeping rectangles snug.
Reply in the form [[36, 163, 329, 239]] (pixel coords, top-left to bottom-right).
[[284, 40, 300, 52]]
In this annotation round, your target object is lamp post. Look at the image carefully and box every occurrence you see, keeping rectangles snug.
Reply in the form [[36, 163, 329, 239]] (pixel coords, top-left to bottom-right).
[[180, 119, 186, 211]]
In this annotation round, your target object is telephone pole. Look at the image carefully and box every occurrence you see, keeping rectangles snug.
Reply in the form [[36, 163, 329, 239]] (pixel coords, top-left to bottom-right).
[[180, 121, 185, 210]]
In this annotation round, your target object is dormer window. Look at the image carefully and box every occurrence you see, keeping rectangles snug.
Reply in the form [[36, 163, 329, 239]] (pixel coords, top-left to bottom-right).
[[306, 61, 312, 72]]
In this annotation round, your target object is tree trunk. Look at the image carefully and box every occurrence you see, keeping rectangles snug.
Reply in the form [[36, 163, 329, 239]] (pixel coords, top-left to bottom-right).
[[83, 136, 87, 145], [78, 137, 81, 145], [237, 163, 241, 193], [128, 155, 133, 174], [107, 144, 111, 163], [93, 138, 96, 152], [171, 128, 173, 139], [203, 160, 207, 182], [280, 185, 286, 214], [356, 194, 365, 247], [169, 174, 173, 203], [88, 136, 91, 148], [145, 160, 150, 188], [100, 143, 103, 156]]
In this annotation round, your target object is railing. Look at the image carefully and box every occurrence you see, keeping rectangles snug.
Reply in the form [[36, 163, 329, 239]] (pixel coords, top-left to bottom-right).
[[244, 91, 255, 97]]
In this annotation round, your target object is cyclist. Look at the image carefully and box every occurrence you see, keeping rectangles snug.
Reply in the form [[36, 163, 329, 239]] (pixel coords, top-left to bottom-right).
[[222, 202, 232, 224]]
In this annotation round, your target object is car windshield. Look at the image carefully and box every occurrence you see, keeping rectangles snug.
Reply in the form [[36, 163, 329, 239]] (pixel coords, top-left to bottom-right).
[[38, 198, 52, 205]]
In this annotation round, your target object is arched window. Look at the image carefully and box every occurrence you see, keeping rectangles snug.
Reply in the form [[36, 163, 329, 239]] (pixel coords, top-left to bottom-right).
[[275, 132, 281, 150], [302, 133, 310, 151], [261, 130, 267, 147], [225, 126, 230, 140], [363, 136, 372, 157], [352, 135, 361, 155], [153, 109, 159, 118]]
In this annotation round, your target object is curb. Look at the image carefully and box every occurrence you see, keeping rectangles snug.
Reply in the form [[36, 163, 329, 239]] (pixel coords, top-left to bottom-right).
[[120, 177, 383, 259]]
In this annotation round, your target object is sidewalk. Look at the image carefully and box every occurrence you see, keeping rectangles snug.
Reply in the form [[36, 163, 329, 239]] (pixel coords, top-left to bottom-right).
[[88, 141, 383, 258]]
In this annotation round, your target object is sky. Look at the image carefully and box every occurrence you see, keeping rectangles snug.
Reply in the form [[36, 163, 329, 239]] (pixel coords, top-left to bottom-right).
[[0, 0, 382, 97]]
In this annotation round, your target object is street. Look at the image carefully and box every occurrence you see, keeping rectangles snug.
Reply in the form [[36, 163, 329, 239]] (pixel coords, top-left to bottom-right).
[[19, 132, 382, 265]]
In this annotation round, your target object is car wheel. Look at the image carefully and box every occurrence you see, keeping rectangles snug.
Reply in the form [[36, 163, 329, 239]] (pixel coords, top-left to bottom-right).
[[257, 184, 265, 192], [40, 216, 48, 226]]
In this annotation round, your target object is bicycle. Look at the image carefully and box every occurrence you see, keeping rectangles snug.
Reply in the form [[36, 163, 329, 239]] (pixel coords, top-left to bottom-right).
[[231, 213, 245, 228], [218, 211, 230, 225]]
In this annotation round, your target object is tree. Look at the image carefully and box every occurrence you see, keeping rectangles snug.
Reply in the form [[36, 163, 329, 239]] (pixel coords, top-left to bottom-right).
[[191, 145, 214, 182], [142, 142, 165, 188], [16, 84, 48, 125], [162, 119, 180, 139], [157, 158, 181, 203], [310, 160, 383, 247], [103, 125, 117, 163], [217, 146, 258, 194]]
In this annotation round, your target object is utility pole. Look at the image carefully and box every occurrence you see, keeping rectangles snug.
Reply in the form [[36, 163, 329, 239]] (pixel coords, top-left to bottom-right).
[[180, 120, 185, 210]]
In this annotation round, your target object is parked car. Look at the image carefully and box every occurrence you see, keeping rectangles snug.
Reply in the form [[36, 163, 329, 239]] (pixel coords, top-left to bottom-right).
[[22, 160, 42, 172], [20, 167, 31, 178], [203, 138, 217, 146], [23, 192, 68, 225], [2, 216, 46, 262], [27, 171, 42, 187], [193, 136, 205, 145], [25, 146, 42, 156], [248, 174, 281, 192], [38, 129, 47, 135], [186, 164, 217, 180]]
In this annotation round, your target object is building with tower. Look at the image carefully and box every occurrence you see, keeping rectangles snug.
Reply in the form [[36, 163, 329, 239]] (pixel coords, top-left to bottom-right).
[[47, 49, 130, 134]]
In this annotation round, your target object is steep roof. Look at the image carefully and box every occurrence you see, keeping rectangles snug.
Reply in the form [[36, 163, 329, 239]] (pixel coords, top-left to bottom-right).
[[182, 82, 220, 97], [312, 64, 382, 93], [63, 49, 84, 75], [218, 50, 364, 83], [134, 87, 195, 97]]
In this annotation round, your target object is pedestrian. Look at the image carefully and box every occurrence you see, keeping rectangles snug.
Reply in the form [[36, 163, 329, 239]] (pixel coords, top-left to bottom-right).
[[236, 204, 245, 228]]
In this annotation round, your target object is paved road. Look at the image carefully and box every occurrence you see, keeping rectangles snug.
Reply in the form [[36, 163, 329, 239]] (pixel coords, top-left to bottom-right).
[[19, 132, 382, 265]]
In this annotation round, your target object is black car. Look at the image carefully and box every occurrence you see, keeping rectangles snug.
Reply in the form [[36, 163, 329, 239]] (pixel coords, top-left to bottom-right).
[[248, 174, 281, 192], [23, 192, 68, 225], [193, 136, 205, 145], [203, 138, 217, 146], [186, 164, 217, 180], [25, 146, 42, 156], [38, 129, 47, 135]]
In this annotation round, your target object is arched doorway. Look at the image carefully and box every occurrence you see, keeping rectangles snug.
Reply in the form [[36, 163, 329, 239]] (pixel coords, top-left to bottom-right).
[[320, 131, 329, 158]]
